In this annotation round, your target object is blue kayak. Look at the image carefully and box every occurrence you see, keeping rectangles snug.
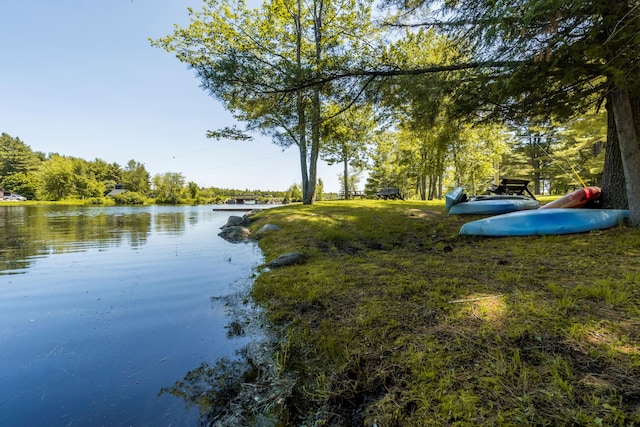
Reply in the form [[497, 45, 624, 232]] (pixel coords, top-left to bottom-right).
[[459, 208, 629, 236], [448, 195, 539, 215], [445, 187, 466, 210]]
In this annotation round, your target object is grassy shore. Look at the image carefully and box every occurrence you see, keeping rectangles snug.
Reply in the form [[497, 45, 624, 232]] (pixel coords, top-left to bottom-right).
[[246, 199, 640, 426]]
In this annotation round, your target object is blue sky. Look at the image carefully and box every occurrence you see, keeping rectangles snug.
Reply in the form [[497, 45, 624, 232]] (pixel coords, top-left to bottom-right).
[[1, 0, 343, 192]]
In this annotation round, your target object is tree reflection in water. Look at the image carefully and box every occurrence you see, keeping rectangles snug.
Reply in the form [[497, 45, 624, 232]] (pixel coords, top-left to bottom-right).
[[0, 205, 151, 274]]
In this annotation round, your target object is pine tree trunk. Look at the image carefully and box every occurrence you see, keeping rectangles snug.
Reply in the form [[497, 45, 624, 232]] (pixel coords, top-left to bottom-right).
[[471, 169, 476, 195], [303, 0, 323, 205], [600, 94, 628, 209], [343, 158, 349, 199], [609, 88, 640, 226], [303, 89, 320, 205], [295, 0, 312, 204], [600, 0, 639, 214], [297, 92, 309, 203], [428, 174, 436, 200], [533, 161, 542, 195]]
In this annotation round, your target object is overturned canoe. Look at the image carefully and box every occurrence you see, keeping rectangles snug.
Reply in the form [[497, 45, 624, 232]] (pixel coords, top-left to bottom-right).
[[448, 195, 539, 215], [541, 186, 601, 209], [459, 208, 629, 236]]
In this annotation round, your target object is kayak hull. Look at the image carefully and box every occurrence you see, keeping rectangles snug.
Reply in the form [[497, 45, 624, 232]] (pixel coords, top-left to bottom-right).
[[541, 186, 601, 209], [449, 196, 539, 215], [459, 208, 629, 236], [445, 187, 466, 210]]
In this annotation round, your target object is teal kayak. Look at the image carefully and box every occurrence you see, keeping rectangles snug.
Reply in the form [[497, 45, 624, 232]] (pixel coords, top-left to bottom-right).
[[459, 208, 629, 236], [445, 187, 466, 210], [448, 195, 539, 215]]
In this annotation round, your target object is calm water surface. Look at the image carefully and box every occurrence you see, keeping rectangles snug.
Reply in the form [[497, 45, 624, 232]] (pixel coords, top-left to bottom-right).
[[0, 204, 265, 426]]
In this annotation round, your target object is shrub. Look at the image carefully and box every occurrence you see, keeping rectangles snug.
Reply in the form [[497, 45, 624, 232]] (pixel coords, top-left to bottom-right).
[[112, 191, 147, 205]]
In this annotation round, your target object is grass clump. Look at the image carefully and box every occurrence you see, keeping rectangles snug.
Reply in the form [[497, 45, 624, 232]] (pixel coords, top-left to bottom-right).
[[246, 200, 640, 426]]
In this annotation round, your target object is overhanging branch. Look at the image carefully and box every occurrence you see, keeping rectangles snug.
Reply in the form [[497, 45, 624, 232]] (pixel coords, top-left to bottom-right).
[[275, 60, 524, 93]]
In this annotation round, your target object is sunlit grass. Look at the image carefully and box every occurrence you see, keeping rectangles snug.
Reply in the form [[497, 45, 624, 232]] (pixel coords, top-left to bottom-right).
[[248, 199, 640, 426]]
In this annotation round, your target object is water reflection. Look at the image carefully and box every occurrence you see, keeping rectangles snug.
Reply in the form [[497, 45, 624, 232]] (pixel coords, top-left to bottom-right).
[[155, 211, 186, 235], [0, 205, 266, 426], [0, 205, 151, 274]]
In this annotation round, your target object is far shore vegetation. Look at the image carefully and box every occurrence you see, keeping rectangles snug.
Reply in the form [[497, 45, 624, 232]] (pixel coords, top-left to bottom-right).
[[0, 132, 326, 205]]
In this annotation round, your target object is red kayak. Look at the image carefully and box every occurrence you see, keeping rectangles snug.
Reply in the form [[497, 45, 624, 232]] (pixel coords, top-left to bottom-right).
[[541, 186, 601, 209]]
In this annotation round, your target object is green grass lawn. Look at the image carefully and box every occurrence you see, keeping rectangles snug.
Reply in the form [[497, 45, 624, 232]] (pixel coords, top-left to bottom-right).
[[246, 200, 640, 426]]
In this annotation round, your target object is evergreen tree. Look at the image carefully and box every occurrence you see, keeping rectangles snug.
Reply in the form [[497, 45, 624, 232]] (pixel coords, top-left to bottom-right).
[[0, 133, 42, 187], [122, 159, 150, 195], [549, 111, 607, 191], [377, 0, 640, 222], [451, 124, 509, 195], [89, 158, 123, 194], [151, 0, 378, 204], [366, 130, 405, 195], [321, 103, 374, 198]]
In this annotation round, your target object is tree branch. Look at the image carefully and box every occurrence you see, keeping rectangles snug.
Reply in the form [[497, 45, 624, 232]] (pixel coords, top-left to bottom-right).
[[275, 60, 524, 93]]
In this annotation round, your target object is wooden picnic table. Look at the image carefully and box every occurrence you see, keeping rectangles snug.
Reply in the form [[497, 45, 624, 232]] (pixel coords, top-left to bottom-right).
[[488, 179, 536, 199], [375, 187, 404, 200], [339, 190, 366, 199]]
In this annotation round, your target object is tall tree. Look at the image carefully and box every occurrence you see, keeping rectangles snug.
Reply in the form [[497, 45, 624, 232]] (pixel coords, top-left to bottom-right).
[[288, 0, 638, 217], [152, 0, 377, 204], [0, 133, 42, 182], [366, 130, 405, 193], [451, 124, 508, 195], [122, 159, 150, 195], [550, 111, 607, 192], [152, 172, 185, 204], [321, 103, 374, 198], [507, 122, 558, 195], [373, 0, 640, 222], [89, 158, 123, 193], [37, 155, 75, 200], [70, 158, 104, 199], [186, 181, 200, 199], [395, 125, 450, 200], [377, 28, 472, 198]]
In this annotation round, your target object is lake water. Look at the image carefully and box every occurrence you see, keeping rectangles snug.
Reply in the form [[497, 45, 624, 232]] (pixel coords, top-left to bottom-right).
[[0, 204, 266, 426]]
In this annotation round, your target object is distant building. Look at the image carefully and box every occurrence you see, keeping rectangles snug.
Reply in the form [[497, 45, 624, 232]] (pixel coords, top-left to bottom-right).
[[106, 184, 127, 197], [227, 195, 259, 204]]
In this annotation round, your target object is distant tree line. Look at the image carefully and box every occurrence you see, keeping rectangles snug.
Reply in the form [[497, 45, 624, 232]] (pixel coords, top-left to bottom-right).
[[0, 132, 293, 204], [364, 111, 606, 200]]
